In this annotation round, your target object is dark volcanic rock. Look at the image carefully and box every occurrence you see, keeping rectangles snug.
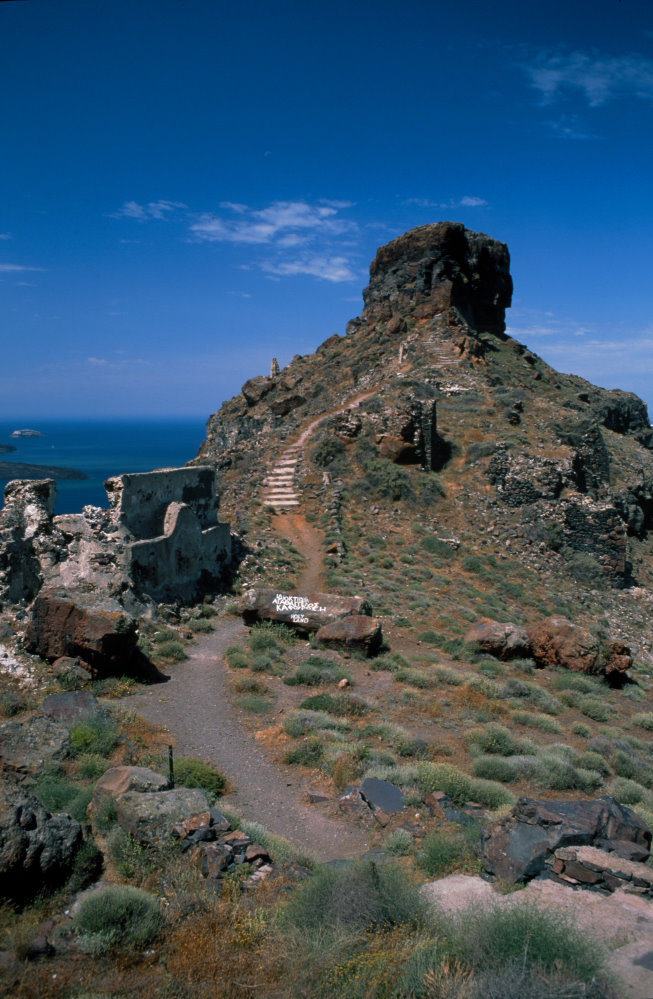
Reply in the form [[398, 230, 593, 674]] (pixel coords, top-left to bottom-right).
[[241, 375, 275, 406], [481, 796, 651, 884], [23, 588, 138, 674], [315, 614, 383, 655], [39, 690, 105, 726], [114, 788, 210, 845], [361, 222, 513, 337], [0, 790, 82, 897], [464, 620, 532, 660], [239, 587, 372, 634], [0, 715, 70, 777]]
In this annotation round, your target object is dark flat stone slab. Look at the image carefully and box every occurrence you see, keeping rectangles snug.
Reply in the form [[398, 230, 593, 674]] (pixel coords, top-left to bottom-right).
[[361, 777, 405, 813]]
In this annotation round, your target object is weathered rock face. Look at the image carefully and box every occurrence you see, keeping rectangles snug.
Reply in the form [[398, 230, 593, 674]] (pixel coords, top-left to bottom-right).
[[39, 690, 105, 726], [481, 796, 651, 884], [549, 843, 653, 895], [360, 222, 513, 337], [314, 614, 383, 655], [114, 787, 210, 846], [0, 790, 82, 897], [464, 620, 531, 660], [239, 587, 372, 635], [91, 766, 169, 818], [526, 616, 599, 674], [0, 715, 70, 778], [23, 588, 138, 673], [0, 479, 61, 603]]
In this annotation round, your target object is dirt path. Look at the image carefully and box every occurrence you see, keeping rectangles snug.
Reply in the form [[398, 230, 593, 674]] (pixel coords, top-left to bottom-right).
[[123, 617, 370, 863], [271, 511, 326, 593]]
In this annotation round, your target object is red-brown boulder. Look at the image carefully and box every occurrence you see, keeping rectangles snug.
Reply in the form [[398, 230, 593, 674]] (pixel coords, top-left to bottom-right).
[[23, 588, 138, 675], [526, 616, 600, 674], [315, 615, 383, 655]]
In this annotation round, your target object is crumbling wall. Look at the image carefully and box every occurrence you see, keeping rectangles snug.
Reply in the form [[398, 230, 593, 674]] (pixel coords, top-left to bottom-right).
[[0, 466, 232, 607]]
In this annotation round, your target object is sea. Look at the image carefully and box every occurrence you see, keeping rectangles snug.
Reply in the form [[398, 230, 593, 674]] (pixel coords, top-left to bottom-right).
[[0, 418, 208, 515]]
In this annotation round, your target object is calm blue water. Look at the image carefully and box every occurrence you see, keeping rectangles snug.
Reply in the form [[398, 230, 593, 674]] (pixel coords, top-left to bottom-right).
[[0, 418, 208, 514]]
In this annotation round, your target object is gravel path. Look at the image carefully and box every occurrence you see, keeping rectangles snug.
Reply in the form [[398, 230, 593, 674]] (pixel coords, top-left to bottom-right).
[[123, 617, 370, 862]]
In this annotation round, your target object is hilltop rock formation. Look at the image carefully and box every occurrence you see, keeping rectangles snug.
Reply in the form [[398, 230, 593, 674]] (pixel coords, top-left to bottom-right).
[[357, 221, 512, 337], [195, 220, 653, 596]]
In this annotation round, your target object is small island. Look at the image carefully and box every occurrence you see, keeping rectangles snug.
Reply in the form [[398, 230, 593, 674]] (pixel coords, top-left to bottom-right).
[[10, 428, 44, 438], [0, 462, 87, 481], [0, 444, 17, 455]]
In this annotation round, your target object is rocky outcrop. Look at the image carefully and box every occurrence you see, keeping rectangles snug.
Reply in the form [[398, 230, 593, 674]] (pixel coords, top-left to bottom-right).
[[526, 615, 632, 681], [23, 588, 138, 674], [39, 690, 106, 726], [0, 479, 62, 604], [360, 222, 513, 337], [0, 790, 82, 897], [0, 715, 70, 778], [464, 620, 531, 660], [239, 587, 372, 634], [550, 844, 653, 896], [315, 615, 383, 655], [114, 787, 210, 846], [481, 796, 651, 884], [90, 766, 169, 818]]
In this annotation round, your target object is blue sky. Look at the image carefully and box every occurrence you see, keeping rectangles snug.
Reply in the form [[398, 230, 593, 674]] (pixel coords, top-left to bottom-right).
[[2, 0, 652, 419]]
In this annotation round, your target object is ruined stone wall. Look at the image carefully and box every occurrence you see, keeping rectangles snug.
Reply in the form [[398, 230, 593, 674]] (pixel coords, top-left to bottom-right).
[[104, 466, 219, 539], [0, 466, 233, 607]]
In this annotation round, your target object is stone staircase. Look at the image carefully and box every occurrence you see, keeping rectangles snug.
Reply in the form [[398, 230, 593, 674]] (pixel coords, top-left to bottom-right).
[[261, 442, 302, 510]]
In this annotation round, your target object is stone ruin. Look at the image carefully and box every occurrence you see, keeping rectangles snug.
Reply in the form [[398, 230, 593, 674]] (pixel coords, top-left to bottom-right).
[[0, 466, 233, 610]]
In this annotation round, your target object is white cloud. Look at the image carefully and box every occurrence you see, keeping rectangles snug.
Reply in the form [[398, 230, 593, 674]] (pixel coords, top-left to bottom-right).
[[112, 199, 187, 221], [0, 263, 45, 272], [189, 199, 356, 245], [0, 233, 11, 240], [402, 195, 488, 209], [87, 357, 108, 365], [262, 255, 358, 283], [523, 50, 653, 107]]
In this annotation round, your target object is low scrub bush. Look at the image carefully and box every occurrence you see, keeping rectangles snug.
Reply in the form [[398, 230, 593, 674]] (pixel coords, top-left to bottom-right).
[[231, 675, 267, 694], [443, 901, 612, 996], [632, 712, 653, 731], [609, 777, 649, 805], [384, 829, 414, 856], [70, 715, 118, 757], [32, 767, 93, 823], [511, 710, 560, 733], [173, 757, 226, 796], [394, 667, 437, 689], [234, 694, 272, 714], [465, 723, 523, 757], [284, 736, 324, 766], [156, 639, 187, 662], [433, 665, 465, 686], [283, 709, 350, 737], [74, 884, 161, 954], [284, 658, 348, 687], [224, 645, 249, 669], [419, 823, 480, 876], [300, 692, 368, 716], [579, 696, 611, 722], [188, 617, 213, 633], [283, 860, 426, 933]]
